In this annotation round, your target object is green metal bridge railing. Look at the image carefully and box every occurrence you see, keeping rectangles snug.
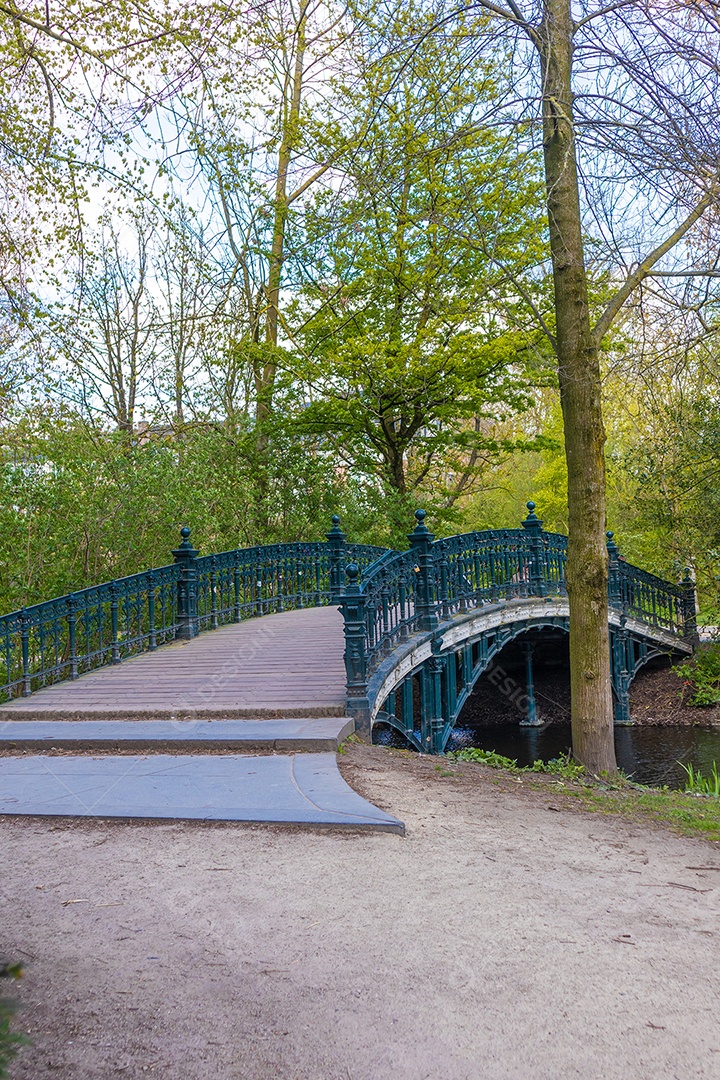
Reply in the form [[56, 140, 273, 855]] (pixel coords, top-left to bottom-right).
[[0, 517, 388, 702], [339, 503, 699, 744], [0, 502, 698, 719]]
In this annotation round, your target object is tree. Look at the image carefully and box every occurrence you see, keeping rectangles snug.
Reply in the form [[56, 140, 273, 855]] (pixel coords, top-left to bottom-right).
[[38, 213, 160, 433], [168, 0, 357, 424], [381, 0, 720, 772], [0, 0, 225, 282], [290, 11, 550, 537]]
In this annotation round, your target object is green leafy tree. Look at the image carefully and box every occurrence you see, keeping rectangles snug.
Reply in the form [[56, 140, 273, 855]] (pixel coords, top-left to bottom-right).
[[377, 0, 720, 773], [291, 15, 550, 536]]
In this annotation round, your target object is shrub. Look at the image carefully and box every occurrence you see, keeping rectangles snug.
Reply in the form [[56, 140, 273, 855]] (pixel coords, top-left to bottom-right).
[[675, 644, 720, 707]]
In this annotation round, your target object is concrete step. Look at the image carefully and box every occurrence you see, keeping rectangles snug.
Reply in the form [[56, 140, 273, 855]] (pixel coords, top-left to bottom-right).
[[0, 752, 404, 833], [0, 717, 354, 753]]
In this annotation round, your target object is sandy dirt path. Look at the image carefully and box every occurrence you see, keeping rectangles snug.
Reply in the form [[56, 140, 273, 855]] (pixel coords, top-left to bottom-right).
[[3, 746, 720, 1080]]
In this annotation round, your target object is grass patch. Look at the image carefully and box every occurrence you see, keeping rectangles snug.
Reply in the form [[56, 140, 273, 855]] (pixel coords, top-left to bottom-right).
[[447, 747, 586, 781], [561, 783, 720, 841], [446, 748, 720, 840], [0, 962, 27, 1078]]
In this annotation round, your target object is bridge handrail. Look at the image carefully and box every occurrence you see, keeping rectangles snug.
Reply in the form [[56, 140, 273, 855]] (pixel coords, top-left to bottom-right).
[[354, 549, 420, 665], [193, 540, 388, 630], [0, 563, 181, 701], [0, 522, 391, 702], [433, 528, 569, 617], [339, 506, 698, 724], [614, 554, 689, 637]]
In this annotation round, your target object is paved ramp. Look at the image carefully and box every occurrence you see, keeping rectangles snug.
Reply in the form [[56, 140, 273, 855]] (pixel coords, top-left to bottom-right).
[[0, 607, 347, 720], [0, 752, 404, 832], [0, 607, 406, 832]]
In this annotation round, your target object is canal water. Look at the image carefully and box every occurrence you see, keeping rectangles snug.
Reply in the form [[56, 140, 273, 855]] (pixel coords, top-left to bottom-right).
[[445, 723, 720, 789], [374, 721, 720, 788]]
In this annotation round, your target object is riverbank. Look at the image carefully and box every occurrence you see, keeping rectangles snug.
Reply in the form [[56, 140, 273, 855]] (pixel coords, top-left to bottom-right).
[[340, 743, 720, 842], [630, 661, 720, 726]]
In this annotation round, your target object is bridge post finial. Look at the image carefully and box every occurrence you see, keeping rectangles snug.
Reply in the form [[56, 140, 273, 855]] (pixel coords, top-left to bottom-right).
[[326, 515, 347, 600], [521, 501, 547, 597], [172, 526, 200, 640], [409, 509, 438, 631]]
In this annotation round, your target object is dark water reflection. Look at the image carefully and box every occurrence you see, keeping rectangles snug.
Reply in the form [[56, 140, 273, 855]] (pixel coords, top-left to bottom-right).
[[374, 722, 720, 789]]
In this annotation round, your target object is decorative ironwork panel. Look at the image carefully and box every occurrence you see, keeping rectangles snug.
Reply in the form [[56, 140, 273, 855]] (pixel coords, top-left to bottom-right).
[[616, 562, 685, 636], [355, 549, 420, 667], [0, 564, 180, 701]]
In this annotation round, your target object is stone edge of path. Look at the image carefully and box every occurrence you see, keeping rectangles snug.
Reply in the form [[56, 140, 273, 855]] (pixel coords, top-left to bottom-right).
[[0, 717, 355, 752], [0, 751, 405, 834], [0, 706, 347, 720]]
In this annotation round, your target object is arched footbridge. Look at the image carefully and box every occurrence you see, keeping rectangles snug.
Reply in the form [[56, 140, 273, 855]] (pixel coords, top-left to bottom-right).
[[0, 505, 698, 754]]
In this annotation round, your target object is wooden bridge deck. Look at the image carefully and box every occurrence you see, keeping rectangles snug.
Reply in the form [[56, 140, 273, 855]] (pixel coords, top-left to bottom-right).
[[0, 607, 347, 721]]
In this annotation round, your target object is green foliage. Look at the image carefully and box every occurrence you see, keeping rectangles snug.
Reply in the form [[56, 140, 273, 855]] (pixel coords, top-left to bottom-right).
[[530, 753, 586, 780], [679, 761, 720, 797], [0, 405, 350, 611], [448, 747, 585, 779], [674, 645, 720, 707], [0, 961, 27, 1078], [290, 17, 552, 520], [450, 748, 520, 770]]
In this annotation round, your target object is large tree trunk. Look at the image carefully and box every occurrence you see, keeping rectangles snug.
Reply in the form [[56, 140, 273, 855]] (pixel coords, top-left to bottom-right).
[[252, 4, 308, 534], [537, 0, 617, 774]]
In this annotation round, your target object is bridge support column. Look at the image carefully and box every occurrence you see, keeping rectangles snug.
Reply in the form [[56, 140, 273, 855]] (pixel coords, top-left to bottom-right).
[[172, 527, 199, 640], [463, 644, 473, 688], [326, 516, 347, 600], [519, 641, 540, 726], [340, 564, 371, 742], [401, 677, 415, 738], [420, 646, 446, 754], [607, 532, 622, 610], [443, 648, 457, 724], [521, 502, 548, 597], [347, 696, 372, 741], [682, 568, 700, 648], [409, 510, 438, 631], [610, 625, 632, 724]]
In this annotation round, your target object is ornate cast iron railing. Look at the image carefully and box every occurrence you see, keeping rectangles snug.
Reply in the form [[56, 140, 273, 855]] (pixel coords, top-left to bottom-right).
[[607, 532, 690, 637], [0, 565, 181, 701], [339, 503, 699, 726], [1, 501, 697, 710], [0, 516, 389, 702]]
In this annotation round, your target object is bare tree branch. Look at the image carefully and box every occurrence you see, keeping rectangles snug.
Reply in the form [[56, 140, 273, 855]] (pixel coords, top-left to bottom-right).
[[593, 189, 716, 345]]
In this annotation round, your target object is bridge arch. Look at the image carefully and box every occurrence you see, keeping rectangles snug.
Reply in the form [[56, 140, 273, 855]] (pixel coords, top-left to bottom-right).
[[341, 505, 697, 754], [369, 615, 684, 754], [373, 616, 569, 753], [369, 611, 690, 754]]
